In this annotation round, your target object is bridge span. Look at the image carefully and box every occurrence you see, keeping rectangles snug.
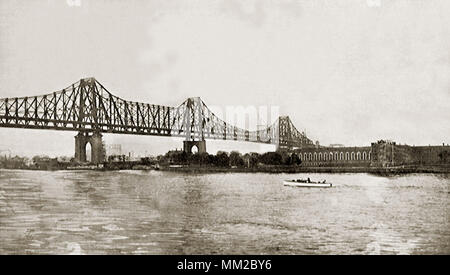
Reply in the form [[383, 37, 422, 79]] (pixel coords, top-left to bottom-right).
[[0, 78, 315, 163]]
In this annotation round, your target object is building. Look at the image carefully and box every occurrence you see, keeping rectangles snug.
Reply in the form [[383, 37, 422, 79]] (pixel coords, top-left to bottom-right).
[[291, 140, 450, 168], [293, 145, 371, 167], [105, 144, 122, 156]]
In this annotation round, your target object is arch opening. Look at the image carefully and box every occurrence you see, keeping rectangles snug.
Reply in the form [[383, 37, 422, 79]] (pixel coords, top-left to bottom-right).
[[86, 142, 92, 163]]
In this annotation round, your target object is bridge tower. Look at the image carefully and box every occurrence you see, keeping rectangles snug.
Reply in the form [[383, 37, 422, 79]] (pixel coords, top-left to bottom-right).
[[183, 140, 206, 154], [182, 97, 207, 154], [276, 116, 315, 152], [277, 116, 293, 151], [73, 78, 105, 164], [74, 132, 105, 164]]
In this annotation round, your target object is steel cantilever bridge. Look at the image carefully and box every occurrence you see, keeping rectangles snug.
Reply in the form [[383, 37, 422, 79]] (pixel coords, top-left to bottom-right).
[[0, 78, 314, 163]]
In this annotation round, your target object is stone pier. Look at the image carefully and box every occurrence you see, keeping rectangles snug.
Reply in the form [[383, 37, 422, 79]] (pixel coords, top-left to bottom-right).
[[74, 132, 105, 164], [183, 140, 207, 154]]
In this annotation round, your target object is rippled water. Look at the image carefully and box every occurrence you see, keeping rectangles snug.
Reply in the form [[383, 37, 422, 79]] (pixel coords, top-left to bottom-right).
[[0, 169, 449, 254]]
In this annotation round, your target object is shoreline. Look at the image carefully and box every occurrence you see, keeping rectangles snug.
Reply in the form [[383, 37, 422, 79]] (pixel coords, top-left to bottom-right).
[[157, 165, 450, 174], [1, 165, 449, 174]]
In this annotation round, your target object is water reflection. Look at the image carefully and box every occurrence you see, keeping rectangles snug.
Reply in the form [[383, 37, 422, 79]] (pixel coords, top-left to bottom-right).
[[0, 169, 449, 254]]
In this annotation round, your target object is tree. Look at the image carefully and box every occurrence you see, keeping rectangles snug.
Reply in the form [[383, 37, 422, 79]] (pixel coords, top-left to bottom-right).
[[197, 152, 209, 165], [215, 151, 230, 167], [229, 151, 244, 167], [281, 152, 292, 165], [178, 151, 188, 164], [164, 151, 188, 164], [291, 153, 302, 165], [259, 152, 282, 165], [280, 152, 302, 165], [248, 153, 260, 167]]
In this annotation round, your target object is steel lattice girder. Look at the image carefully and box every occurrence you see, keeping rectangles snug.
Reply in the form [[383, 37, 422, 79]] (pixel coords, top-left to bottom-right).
[[0, 78, 315, 147]]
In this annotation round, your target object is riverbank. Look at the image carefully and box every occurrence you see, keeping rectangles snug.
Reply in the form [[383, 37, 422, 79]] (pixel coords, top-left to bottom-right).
[[158, 165, 450, 174], [1, 164, 449, 174]]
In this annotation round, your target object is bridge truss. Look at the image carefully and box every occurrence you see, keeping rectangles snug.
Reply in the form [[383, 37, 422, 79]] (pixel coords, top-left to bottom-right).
[[0, 78, 314, 150]]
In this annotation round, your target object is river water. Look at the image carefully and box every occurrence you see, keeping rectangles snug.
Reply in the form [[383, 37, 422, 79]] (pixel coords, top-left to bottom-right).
[[0, 169, 449, 254]]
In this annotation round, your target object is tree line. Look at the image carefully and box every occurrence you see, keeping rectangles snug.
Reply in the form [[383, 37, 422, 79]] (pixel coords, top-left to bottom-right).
[[159, 150, 302, 167]]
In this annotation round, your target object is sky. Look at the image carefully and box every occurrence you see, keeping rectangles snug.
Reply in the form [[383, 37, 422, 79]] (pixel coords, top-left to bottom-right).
[[0, 0, 449, 157]]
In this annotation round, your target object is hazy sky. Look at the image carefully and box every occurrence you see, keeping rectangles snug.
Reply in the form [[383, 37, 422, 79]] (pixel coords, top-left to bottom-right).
[[0, 0, 449, 157]]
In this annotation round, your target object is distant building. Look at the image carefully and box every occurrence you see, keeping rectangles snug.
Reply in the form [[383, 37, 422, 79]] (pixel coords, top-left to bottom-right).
[[57, 156, 72, 163], [105, 144, 122, 156], [32, 156, 59, 170], [291, 139, 450, 168]]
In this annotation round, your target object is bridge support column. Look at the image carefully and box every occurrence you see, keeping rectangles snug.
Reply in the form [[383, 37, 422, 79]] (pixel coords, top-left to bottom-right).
[[74, 132, 105, 164], [90, 132, 105, 164], [75, 133, 88, 163], [183, 140, 206, 154]]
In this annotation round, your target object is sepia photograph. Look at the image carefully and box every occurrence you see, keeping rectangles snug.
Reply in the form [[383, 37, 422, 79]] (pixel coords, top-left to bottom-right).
[[0, 0, 449, 259]]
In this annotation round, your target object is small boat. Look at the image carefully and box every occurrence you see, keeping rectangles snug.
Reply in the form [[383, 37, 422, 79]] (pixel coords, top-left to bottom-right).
[[283, 179, 332, 188]]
